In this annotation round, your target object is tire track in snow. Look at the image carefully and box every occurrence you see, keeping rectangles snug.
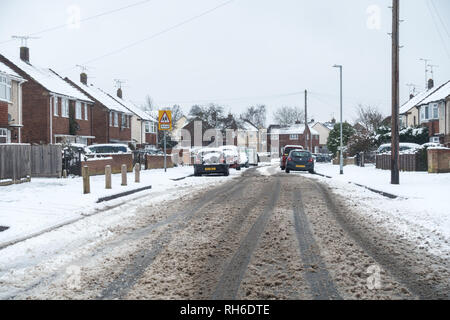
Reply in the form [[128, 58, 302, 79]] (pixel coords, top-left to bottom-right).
[[99, 176, 251, 299], [211, 178, 281, 300], [292, 190, 341, 300], [313, 181, 450, 300]]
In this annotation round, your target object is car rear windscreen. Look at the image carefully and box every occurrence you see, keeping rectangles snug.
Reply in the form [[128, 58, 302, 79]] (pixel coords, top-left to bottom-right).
[[291, 151, 310, 157]]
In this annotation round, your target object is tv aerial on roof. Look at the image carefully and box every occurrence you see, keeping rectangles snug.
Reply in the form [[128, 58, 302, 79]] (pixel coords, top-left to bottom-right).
[[11, 35, 40, 46]]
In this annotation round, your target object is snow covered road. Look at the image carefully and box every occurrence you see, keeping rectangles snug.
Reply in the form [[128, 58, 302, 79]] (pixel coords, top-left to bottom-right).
[[0, 164, 449, 300]]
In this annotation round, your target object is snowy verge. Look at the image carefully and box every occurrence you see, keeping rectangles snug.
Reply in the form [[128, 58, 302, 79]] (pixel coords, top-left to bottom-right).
[[0, 166, 242, 246]]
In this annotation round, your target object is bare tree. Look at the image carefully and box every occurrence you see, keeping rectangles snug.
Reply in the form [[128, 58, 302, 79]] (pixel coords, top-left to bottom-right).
[[142, 95, 154, 112], [273, 106, 304, 127], [240, 105, 266, 128], [355, 105, 384, 133], [170, 104, 184, 124]]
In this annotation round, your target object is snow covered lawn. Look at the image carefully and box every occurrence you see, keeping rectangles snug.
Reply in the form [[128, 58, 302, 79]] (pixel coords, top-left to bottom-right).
[[0, 166, 241, 246], [311, 163, 450, 256]]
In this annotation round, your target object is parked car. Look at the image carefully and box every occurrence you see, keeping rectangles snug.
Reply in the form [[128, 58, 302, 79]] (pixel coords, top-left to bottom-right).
[[376, 143, 421, 154], [219, 145, 241, 170], [85, 144, 131, 156], [238, 147, 249, 168], [247, 148, 259, 166], [280, 145, 304, 170], [194, 148, 230, 176], [285, 150, 314, 174]]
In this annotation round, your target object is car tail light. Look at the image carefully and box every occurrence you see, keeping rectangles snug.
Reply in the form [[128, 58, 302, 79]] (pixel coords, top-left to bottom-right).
[[308, 158, 313, 163], [288, 157, 292, 161]]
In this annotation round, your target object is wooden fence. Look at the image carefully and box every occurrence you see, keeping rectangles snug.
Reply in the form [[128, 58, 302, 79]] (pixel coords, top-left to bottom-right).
[[30, 145, 62, 178], [375, 153, 427, 172], [0, 144, 62, 184], [0, 144, 31, 183]]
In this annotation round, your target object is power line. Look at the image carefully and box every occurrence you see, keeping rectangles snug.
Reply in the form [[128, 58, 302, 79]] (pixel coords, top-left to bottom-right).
[[67, 0, 235, 70], [153, 90, 305, 105], [426, 0, 450, 59], [0, 0, 155, 45], [429, 0, 450, 38]]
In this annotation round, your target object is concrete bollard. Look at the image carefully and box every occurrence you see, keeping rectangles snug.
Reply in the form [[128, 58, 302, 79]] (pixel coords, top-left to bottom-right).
[[121, 164, 127, 186], [135, 163, 140, 183], [63, 169, 67, 178], [82, 166, 90, 194], [105, 165, 112, 189]]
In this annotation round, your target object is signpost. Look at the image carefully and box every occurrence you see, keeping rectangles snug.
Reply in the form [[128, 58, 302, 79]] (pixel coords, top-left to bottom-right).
[[158, 110, 172, 172]]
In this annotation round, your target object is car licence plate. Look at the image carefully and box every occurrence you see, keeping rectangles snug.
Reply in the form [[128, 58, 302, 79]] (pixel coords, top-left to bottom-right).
[[205, 167, 216, 171], [296, 165, 305, 168]]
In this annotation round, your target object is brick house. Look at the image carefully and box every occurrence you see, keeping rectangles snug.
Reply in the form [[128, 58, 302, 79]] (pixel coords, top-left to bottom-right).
[[107, 88, 158, 148], [267, 122, 320, 156], [0, 48, 94, 145], [62, 73, 133, 144], [416, 80, 450, 146], [0, 61, 26, 143]]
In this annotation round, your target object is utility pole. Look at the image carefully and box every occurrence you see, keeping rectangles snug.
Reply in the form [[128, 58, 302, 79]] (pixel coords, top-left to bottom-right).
[[333, 64, 343, 175], [305, 89, 308, 151], [391, 0, 400, 185]]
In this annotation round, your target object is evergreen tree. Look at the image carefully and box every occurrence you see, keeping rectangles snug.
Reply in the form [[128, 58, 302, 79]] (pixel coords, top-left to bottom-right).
[[326, 122, 355, 156]]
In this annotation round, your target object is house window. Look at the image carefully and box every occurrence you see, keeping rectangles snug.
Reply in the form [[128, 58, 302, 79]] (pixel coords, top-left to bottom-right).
[[53, 97, 58, 116], [121, 113, 126, 128], [432, 103, 439, 119], [84, 104, 88, 120], [152, 122, 157, 133], [62, 98, 69, 117], [0, 128, 9, 143], [145, 122, 150, 133], [114, 112, 118, 127], [425, 106, 429, 120], [0, 75, 11, 102], [290, 134, 298, 140], [75, 101, 82, 120], [109, 112, 113, 126]]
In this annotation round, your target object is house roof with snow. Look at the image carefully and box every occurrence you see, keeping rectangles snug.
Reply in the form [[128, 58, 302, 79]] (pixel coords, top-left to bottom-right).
[[0, 53, 92, 102], [0, 61, 24, 81], [270, 124, 319, 136], [241, 120, 258, 131], [64, 77, 132, 114], [399, 81, 450, 114], [108, 94, 157, 122], [312, 122, 332, 132], [417, 80, 450, 106]]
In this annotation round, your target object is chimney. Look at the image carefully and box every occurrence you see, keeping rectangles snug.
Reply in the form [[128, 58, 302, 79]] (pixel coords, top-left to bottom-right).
[[428, 78, 434, 90], [410, 93, 414, 99], [295, 120, 301, 125], [20, 46, 30, 63], [80, 72, 87, 85], [117, 88, 123, 99]]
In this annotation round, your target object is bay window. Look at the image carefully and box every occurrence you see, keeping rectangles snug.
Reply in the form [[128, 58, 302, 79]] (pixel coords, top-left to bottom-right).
[[62, 98, 69, 117], [0, 75, 11, 102], [75, 101, 82, 120], [84, 103, 88, 120]]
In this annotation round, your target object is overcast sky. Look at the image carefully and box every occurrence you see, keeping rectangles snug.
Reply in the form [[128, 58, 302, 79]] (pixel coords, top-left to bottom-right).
[[1, 0, 449, 124]]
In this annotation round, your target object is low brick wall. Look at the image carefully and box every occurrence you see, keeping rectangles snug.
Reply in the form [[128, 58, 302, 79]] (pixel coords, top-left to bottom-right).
[[145, 155, 174, 170], [82, 154, 133, 176], [428, 148, 450, 173]]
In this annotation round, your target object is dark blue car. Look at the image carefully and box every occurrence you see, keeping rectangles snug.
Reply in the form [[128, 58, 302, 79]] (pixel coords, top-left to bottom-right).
[[285, 150, 314, 174]]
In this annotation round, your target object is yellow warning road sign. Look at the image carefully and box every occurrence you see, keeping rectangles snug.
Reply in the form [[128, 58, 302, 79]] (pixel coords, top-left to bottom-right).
[[158, 110, 172, 131]]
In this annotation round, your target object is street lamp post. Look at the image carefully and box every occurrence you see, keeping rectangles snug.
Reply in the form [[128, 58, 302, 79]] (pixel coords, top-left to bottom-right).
[[333, 64, 344, 175]]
